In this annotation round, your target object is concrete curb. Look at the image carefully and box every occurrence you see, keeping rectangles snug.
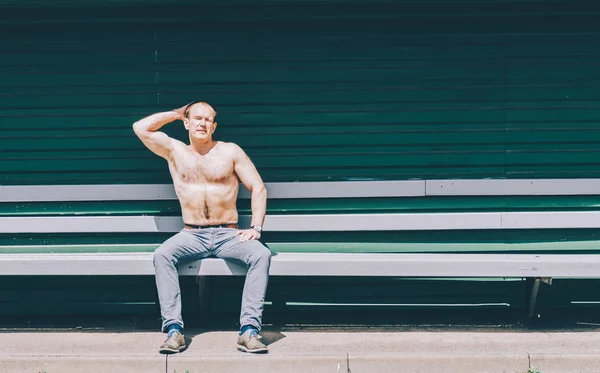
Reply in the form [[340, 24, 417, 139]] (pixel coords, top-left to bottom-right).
[[0, 354, 533, 373]]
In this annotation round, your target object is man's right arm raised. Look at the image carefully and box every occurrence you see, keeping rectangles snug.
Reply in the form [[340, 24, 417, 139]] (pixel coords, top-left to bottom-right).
[[132, 109, 183, 160]]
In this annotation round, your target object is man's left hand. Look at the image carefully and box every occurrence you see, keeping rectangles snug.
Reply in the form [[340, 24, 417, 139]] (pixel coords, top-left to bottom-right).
[[237, 228, 261, 243]]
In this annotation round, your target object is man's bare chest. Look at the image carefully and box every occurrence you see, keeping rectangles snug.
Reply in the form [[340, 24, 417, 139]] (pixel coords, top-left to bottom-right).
[[171, 151, 234, 183]]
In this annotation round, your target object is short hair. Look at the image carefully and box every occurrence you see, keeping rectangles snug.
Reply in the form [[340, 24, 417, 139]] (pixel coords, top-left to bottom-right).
[[184, 101, 217, 120]]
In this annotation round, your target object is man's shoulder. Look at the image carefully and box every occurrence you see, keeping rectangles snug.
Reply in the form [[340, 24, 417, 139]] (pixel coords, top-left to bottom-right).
[[169, 139, 189, 152], [218, 141, 244, 153], [161, 138, 188, 161], [217, 142, 249, 163]]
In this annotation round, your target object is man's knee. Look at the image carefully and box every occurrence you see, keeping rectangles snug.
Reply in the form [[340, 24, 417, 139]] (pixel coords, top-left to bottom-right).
[[248, 243, 272, 266], [153, 245, 177, 266]]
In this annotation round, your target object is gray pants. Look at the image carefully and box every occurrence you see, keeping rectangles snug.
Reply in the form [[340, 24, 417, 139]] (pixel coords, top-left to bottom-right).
[[153, 227, 272, 332]]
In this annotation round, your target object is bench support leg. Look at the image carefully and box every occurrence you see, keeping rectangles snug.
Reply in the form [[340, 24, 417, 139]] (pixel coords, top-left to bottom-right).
[[528, 277, 552, 318], [196, 276, 210, 323]]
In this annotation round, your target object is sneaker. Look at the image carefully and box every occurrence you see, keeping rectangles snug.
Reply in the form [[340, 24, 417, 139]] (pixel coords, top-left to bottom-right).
[[237, 330, 268, 353], [159, 331, 186, 354]]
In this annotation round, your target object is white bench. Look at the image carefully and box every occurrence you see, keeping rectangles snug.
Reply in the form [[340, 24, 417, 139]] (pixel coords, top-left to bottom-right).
[[3, 179, 600, 318]]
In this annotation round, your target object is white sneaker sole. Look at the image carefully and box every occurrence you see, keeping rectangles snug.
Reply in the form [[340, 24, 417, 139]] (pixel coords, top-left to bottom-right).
[[237, 344, 268, 354]]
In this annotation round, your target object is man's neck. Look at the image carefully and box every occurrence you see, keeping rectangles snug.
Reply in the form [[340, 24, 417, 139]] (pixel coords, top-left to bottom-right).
[[189, 138, 217, 155]]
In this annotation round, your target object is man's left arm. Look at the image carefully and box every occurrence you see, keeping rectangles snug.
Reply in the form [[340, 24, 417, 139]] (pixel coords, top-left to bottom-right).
[[232, 144, 267, 242]]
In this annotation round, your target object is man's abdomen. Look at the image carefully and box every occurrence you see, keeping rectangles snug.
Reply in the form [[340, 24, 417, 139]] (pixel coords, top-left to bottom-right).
[[176, 182, 239, 225]]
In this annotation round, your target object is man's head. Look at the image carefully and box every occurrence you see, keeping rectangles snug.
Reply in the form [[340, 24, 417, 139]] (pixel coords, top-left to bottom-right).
[[183, 101, 217, 141]]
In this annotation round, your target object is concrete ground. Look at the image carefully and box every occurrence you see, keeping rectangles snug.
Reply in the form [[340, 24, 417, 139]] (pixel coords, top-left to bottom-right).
[[2, 326, 600, 373]]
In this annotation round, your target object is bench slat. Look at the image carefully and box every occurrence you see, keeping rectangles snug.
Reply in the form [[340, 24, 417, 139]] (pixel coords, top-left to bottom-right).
[[4, 211, 600, 233], [0, 213, 501, 232], [2, 253, 600, 278], [4, 179, 600, 203], [428, 179, 600, 196], [0, 181, 425, 202]]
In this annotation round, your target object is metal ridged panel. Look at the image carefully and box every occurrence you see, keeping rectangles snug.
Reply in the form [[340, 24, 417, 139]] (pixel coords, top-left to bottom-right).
[[2, 1, 600, 184]]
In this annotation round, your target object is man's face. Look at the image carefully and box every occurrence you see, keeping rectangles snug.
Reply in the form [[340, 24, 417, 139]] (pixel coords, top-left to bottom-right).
[[184, 104, 217, 140]]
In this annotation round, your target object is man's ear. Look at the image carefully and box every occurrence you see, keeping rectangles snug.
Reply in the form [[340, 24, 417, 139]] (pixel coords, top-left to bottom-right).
[[183, 117, 190, 130]]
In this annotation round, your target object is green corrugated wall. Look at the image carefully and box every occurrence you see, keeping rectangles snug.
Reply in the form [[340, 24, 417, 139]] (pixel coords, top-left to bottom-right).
[[2, 1, 600, 185]]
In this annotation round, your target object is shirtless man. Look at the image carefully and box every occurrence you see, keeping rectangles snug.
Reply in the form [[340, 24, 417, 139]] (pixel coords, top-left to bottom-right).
[[133, 101, 271, 354]]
